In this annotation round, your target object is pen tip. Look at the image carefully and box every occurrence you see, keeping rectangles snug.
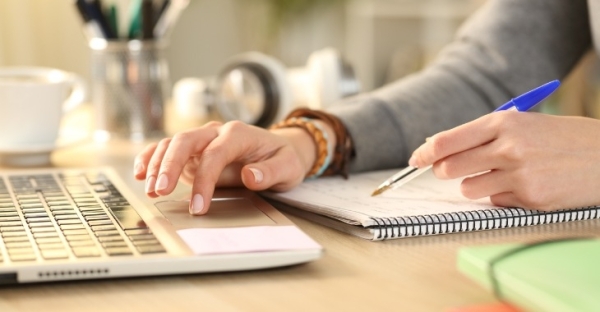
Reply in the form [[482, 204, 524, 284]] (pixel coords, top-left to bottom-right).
[[371, 185, 390, 197]]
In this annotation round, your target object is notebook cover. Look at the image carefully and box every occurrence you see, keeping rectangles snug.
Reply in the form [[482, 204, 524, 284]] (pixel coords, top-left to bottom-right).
[[457, 239, 600, 311]]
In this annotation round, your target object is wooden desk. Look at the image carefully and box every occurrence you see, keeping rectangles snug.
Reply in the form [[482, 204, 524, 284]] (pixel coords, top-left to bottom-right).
[[1, 132, 599, 311]]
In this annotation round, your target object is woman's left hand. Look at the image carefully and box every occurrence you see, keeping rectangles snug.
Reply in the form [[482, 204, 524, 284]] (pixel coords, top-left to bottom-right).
[[409, 111, 600, 211]]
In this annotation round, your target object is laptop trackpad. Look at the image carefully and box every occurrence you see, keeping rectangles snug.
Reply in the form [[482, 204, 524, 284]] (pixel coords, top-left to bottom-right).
[[154, 198, 277, 230]]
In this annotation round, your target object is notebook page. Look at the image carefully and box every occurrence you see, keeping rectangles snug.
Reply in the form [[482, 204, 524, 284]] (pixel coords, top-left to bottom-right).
[[264, 168, 497, 227]]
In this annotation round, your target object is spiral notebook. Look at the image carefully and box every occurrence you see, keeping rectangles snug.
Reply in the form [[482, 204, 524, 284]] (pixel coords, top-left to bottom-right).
[[262, 169, 600, 240]]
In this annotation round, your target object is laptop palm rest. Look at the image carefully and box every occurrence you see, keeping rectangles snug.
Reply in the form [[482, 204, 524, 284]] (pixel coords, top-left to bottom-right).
[[154, 198, 277, 230]]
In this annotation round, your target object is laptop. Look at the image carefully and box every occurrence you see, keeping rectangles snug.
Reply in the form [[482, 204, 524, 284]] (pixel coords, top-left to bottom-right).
[[0, 167, 322, 284]]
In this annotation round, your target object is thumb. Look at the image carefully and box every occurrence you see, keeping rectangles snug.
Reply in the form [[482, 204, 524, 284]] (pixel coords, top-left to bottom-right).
[[240, 148, 305, 192]]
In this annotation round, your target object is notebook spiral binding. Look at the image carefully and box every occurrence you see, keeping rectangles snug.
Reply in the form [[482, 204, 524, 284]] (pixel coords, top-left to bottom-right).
[[368, 206, 600, 241]]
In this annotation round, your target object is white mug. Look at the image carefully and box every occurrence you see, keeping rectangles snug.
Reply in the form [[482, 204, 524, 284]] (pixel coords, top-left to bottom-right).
[[0, 67, 86, 150]]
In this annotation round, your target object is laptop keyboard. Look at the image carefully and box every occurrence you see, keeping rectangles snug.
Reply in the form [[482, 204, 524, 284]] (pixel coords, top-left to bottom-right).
[[0, 170, 165, 264]]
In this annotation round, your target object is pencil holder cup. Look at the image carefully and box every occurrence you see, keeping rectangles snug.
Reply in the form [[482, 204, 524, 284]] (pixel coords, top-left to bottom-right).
[[89, 40, 169, 142]]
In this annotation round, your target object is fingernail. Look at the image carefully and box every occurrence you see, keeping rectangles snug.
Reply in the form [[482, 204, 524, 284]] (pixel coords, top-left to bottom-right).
[[145, 176, 156, 194], [249, 168, 263, 184], [133, 162, 144, 175], [156, 174, 169, 191], [408, 155, 418, 167], [190, 194, 205, 215]]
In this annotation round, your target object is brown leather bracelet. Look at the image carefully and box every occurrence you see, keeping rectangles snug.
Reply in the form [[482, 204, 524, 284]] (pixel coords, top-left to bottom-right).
[[284, 108, 354, 179]]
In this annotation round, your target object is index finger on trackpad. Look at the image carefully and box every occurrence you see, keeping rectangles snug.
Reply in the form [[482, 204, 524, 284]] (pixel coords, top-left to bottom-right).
[[154, 198, 277, 230]]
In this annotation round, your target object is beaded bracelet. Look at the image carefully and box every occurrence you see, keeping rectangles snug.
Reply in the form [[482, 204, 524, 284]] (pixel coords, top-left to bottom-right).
[[285, 108, 354, 179], [270, 117, 332, 179]]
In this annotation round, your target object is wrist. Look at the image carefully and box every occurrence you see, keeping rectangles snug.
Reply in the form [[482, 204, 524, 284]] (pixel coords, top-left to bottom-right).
[[270, 127, 315, 176], [270, 119, 336, 178]]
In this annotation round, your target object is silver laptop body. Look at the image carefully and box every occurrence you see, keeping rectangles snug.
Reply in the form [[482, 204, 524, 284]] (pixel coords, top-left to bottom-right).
[[0, 167, 322, 284]]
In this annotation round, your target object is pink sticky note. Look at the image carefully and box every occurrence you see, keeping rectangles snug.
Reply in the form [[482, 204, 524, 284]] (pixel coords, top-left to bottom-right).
[[176, 225, 322, 255]]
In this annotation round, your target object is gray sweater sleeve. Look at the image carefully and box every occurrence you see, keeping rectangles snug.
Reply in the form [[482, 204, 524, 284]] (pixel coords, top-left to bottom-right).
[[329, 0, 592, 173]]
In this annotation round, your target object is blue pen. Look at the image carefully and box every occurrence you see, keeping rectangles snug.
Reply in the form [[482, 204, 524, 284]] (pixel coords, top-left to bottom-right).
[[371, 80, 561, 196]]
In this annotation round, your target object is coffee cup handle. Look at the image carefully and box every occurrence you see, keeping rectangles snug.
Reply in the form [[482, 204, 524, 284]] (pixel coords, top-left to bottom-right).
[[63, 74, 87, 112]]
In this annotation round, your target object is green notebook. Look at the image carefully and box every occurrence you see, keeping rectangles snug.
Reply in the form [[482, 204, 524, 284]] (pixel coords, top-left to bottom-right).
[[458, 239, 600, 311]]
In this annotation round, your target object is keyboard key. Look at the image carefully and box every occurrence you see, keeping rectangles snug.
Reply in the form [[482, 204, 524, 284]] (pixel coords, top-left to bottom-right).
[[101, 241, 128, 248], [0, 216, 21, 222], [60, 224, 85, 230], [51, 210, 77, 216], [128, 234, 157, 241], [79, 206, 105, 212], [48, 201, 71, 206], [5, 241, 32, 249], [97, 235, 125, 242], [1, 226, 25, 232], [136, 245, 166, 254], [20, 204, 44, 209], [54, 214, 80, 220], [108, 208, 147, 230], [88, 220, 113, 226], [82, 211, 108, 217], [40, 249, 69, 260], [68, 240, 95, 247], [132, 240, 162, 247], [84, 215, 110, 221], [0, 221, 23, 227], [38, 243, 65, 250], [35, 237, 62, 244], [57, 219, 83, 225], [63, 229, 89, 236], [9, 253, 37, 262], [24, 212, 49, 218], [94, 230, 121, 237], [105, 247, 133, 256], [26, 217, 52, 223], [44, 196, 67, 201], [33, 231, 59, 238], [91, 225, 117, 231], [7, 247, 35, 255], [75, 198, 98, 203], [49, 205, 75, 211], [28, 222, 54, 228], [4, 236, 30, 243], [125, 228, 153, 236], [3, 231, 28, 238], [65, 234, 92, 241], [30, 227, 56, 233], [72, 247, 101, 258]]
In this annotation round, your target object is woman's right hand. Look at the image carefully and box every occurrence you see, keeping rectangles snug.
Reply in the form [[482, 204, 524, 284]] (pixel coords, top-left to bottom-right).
[[133, 120, 327, 215]]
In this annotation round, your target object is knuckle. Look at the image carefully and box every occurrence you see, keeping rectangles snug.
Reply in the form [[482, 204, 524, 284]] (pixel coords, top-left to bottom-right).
[[510, 171, 546, 209], [158, 157, 179, 173], [157, 138, 172, 148], [221, 120, 247, 134], [201, 145, 226, 164], [496, 143, 527, 164], [205, 120, 223, 128], [435, 160, 458, 179], [171, 131, 191, 143], [429, 133, 450, 158], [147, 160, 162, 174]]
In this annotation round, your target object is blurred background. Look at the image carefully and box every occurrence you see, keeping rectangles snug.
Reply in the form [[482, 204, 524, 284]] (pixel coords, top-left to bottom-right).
[[1, 0, 599, 125]]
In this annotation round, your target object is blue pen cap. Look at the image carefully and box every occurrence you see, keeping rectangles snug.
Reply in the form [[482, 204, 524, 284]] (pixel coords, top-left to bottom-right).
[[511, 80, 560, 112]]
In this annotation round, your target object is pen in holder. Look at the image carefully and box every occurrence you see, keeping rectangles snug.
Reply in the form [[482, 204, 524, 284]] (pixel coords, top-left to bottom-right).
[[74, 0, 189, 142], [90, 40, 169, 142]]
